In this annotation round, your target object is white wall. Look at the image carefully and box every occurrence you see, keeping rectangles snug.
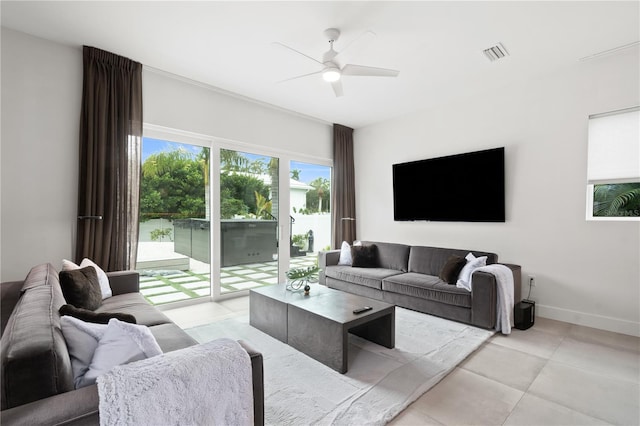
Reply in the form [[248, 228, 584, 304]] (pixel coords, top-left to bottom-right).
[[1, 28, 332, 281], [1, 28, 81, 280], [143, 69, 332, 160], [354, 48, 640, 336]]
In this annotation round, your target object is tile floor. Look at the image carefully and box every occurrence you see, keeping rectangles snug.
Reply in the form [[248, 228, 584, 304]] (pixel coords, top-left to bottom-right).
[[138, 254, 317, 305], [164, 297, 640, 426]]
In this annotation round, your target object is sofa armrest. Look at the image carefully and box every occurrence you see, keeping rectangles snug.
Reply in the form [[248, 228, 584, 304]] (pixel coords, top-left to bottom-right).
[[0, 384, 99, 426], [1, 341, 266, 426], [470, 265, 522, 329], [318, 250, 340, 285], [470, 271, 496, 329], [106, 271, 140, 295], [238, 340, 264, 426], [500, 263, 522, 303]]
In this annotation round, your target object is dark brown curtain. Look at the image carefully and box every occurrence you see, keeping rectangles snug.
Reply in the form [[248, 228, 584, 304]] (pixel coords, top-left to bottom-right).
[[332, 124, 356, 248], [76, 46, 142, 271]]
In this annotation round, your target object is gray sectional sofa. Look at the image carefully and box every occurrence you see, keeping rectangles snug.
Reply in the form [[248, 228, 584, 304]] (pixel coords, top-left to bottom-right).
[[319, 241, 521, 329], [0, 263, 264, 425]]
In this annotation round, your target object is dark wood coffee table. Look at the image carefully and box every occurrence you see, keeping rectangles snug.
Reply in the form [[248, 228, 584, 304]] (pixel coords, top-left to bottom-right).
[[250, 284, 395, 373]]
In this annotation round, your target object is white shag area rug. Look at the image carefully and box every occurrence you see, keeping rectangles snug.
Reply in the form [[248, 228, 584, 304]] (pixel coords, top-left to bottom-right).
[[186, 308, 494, 426]]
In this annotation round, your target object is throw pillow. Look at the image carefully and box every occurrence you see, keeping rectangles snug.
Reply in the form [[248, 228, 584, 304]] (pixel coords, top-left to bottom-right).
[[351, 244, 379, 268], [62, 258, 112, 299], [456, 253, 488, 291], [60, 304, 137, 324], [439, 255, 467, 284], [60, 315, 108, 388], [59, 266, 103, 311], [77, 318, 163, 388], [338, 241, 352, 265], [337, 240, 362, 266]]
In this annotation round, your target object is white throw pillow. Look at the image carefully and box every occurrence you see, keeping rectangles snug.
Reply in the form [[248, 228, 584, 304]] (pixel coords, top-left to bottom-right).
[[337, 241, 362, 266], [456, 253, 488, 291], [338, 241, 352, 265], [62, 258, 112, 299], [77, 318, 163, 388], [60, 315, 108, 388]]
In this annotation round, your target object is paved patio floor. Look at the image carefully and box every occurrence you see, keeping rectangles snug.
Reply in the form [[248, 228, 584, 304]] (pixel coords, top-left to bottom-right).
[[137, 252, 317, 305]]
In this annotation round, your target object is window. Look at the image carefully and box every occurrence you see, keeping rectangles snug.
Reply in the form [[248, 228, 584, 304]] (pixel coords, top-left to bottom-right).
[[591, 183, 640, 218], [586, 107, 640, 221]]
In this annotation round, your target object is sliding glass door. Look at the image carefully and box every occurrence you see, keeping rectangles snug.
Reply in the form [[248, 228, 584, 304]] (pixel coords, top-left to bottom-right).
[[218, 149, 280, 295], [138, 127, 332, 304], [137, 137, 211, 305]]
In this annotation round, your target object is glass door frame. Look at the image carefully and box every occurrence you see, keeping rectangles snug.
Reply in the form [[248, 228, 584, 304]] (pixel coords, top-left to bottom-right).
[[142, 124, 215, 307], [144, 123, 333, 303], [213, 140, 290, 300]]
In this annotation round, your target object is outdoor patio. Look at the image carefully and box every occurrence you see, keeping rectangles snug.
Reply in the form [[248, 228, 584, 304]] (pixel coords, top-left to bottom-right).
[[137, 250, 318, 305]]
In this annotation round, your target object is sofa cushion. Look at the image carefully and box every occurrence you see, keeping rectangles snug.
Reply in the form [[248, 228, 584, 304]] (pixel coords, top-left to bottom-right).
[[97, 293, 173, 326], [324, 265, 403, 290], [361, 241, 410, 272], [1, 263, 74, 409], [149, 323, 198, 353], [408, 246, 498, 276], [382, 273, 472, 308], [59, 266, 103, 311], [351, 244, 379, 268]]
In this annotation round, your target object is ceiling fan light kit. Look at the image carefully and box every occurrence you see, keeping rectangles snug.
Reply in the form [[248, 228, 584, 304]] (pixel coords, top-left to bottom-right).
[[322, 67, 341, 82], [276, 27, 399, 97]]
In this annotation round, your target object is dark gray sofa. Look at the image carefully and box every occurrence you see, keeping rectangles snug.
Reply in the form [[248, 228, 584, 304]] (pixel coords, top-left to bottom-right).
[[319, 241, 521, 329], [0, 263, 264, 426]]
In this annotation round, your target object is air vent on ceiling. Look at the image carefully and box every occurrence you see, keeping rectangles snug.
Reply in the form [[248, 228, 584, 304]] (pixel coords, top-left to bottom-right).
[[483, 43, 509, 62]]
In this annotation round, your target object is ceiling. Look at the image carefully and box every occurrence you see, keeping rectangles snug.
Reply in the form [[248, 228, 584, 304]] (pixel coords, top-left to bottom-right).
[[2, 1, 638, 129]]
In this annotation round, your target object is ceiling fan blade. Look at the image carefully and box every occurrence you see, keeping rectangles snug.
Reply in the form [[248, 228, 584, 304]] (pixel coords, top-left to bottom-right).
[[277, 70, 323, 84], [271, 42, 324, 67], [331, 80, 344, 97], [334, 30, 376, 62], [341, 64, 399, 77]]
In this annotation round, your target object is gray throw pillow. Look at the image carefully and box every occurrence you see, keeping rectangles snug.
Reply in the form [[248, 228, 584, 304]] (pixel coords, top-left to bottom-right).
[[59, 266, 103, 311]]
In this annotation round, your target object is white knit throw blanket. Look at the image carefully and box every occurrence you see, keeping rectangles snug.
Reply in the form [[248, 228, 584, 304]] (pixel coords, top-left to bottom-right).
[[473, 264, 515, 334], [97, 338, 253, 426]]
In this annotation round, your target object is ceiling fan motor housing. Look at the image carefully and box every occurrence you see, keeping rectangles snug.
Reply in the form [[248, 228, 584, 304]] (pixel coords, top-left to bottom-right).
[[324, 28, 340, 42]]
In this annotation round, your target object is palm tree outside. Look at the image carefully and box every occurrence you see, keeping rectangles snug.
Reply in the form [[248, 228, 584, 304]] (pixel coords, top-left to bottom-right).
[[593, 183, 640, 217]]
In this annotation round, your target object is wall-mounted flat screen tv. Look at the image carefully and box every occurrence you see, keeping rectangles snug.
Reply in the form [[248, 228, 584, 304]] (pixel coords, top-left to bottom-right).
[[393, 147, 505, 222]]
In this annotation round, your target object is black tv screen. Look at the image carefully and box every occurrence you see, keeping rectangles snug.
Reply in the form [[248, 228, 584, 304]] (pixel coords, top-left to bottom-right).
[[393, 147, 505, 222]]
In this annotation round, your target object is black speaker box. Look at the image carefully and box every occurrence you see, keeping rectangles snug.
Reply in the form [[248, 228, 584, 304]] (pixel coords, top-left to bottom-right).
[[514, 300, 535, 330]]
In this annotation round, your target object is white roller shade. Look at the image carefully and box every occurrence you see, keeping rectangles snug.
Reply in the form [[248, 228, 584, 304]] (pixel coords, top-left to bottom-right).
[[587, 107, 640, 182]]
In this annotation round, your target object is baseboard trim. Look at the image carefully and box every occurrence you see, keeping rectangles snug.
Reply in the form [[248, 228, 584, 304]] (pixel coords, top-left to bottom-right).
[[537, 304, 640, 337]]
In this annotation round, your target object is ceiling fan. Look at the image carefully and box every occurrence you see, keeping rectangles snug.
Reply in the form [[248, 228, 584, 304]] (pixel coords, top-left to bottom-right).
[[274, 28, 399, 97]]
